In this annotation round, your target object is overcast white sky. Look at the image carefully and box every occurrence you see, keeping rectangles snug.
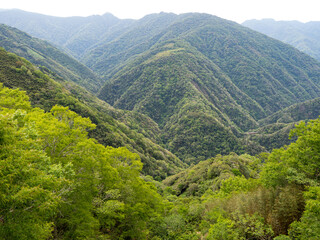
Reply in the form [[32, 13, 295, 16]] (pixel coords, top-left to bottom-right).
[[1, 0, 320, 23]]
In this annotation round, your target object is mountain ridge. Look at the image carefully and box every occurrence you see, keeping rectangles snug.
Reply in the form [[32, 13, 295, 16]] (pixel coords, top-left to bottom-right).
[[243, 18, 320, 61]]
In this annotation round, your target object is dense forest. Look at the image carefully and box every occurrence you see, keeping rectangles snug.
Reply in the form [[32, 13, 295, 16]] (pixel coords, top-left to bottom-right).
[[1, 9, 320, 239]]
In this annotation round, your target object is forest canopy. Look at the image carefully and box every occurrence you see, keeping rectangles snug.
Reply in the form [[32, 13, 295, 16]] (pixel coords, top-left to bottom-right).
[[0, 83, 164, 239]]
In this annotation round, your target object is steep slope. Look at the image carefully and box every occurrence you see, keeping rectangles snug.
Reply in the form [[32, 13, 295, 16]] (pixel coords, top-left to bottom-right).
[[0, 24, 102, 92], [81, 12, 180, 75], [243, 97, 320, 152], [0, 47, 186, 179], [243, 19, 320, 61], [177, 14, 320, 116], [246, 122, 298, 151], [3, 11, 320, 115]]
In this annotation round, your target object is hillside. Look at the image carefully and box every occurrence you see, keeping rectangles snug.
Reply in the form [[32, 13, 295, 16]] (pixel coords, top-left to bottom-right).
[[259, 97, 320, 125], [0, 47, 186, 179], [163, 153, 260, 196], [243, 19, 320, 61], [0, 23, 103, 92], [3, 73, 320, 240]]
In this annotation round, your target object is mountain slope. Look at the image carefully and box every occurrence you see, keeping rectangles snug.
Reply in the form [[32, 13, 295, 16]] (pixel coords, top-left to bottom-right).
[[99, 40, 260, 163], [0, 47, 186, 179], [91, 13, 320, 118], [0, 23, 103, 92], [243, 19, 320, 61], [97, 14, 320, 162]]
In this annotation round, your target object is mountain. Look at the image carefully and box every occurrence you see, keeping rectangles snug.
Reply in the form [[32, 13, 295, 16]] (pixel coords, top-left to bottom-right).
[[2, 10, 320, 163], [243, 19, 320, 61], [0, 9, 134, 58], [96, 13, 320, 163], [0, 46, 186, 179], [80, 12, 181, 76]]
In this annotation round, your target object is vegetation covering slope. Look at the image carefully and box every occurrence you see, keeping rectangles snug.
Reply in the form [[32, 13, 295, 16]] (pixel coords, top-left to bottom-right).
[[243, 19, 320, 61], [99, 40, 257, 163], [160, 117, 320, 239], [1, 9, 320, 240], [0, 47, 185, 179], [0, 23, 102, 92], [259, 97, 320, 125]]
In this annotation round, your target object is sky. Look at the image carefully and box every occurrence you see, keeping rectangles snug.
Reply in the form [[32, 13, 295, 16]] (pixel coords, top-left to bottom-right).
[[1, 0, 320, 23]]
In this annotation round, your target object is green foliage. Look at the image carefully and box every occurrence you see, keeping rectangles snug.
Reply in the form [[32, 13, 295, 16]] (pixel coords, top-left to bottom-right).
[[289, 186, 320, 239], [163, 153, 261, 196], [94, 14, 320, 162], [2, 11, 320, 240], [0, 86, 66, 239], [246, 122, 297, 152], [0, 84, 165, 239], [259, 97, 320, 126], [3, 11, 320, 165], [261, 117, 320, 187], [207, 217, 243, 240]]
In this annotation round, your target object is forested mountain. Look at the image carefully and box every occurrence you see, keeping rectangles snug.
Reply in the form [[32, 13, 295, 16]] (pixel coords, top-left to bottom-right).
[[0, 47, 186, 179], [0, 24, 103, 92], [0, 83, 169, 239], [2, 10, 320, 163], [2, 9, 320, 240], [96, 14, 320, 163], [243, 19, 320, 61], [96, 13, 320, 117]]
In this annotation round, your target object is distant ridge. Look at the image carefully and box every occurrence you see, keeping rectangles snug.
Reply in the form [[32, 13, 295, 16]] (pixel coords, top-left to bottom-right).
[[243, 18, 320, 61], [0, 9, 133, 58]]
